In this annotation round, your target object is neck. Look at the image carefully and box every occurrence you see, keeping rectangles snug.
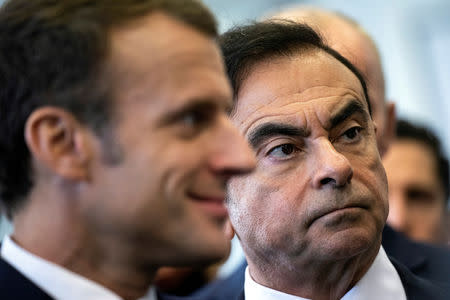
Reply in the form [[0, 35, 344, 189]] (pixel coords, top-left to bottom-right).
[[246, 240, 381, 300], [12, 187, 157, 300]]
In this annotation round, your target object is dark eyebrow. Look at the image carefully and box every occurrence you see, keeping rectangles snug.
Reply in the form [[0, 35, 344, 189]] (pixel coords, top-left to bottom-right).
[[248, 123, 309, 149], [329, 100, 368, 129]]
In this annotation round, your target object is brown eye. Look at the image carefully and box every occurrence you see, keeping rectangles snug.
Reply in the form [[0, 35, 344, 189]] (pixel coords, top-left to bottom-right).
[[341, 126, 363, 142], [268, 144, 297, 158]]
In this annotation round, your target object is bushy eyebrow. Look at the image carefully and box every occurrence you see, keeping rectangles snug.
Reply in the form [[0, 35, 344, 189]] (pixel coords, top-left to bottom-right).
[[247, 99, 368, 149], [248, 123, 309, 149], [329, 99, 368, 129]]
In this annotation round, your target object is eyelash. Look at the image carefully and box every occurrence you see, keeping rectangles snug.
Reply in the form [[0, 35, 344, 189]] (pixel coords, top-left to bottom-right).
[[267, 143, 299, 160], [265, 126, 363, 159], [339, 126, 363, 143]]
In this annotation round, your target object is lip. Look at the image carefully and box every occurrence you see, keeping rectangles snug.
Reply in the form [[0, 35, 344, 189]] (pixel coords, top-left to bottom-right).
[[308, 203, 369, 227], [187, 192, 228, 218]]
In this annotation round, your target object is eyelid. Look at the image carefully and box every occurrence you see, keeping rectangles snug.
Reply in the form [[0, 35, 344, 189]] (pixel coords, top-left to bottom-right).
[[159, 100, 218, 127], [340, 120, 364, 134], [261, 137, 302, 158], [343, 126, 363, 138], [265, 143, 299, 160]]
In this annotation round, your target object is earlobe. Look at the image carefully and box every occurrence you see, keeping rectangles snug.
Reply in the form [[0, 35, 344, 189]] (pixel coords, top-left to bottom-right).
[[25, 107, 91, 181], [223, 218, 235, 240]]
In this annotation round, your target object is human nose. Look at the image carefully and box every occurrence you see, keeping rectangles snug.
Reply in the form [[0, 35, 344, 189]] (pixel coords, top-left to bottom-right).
[[311, 139, 353, 189], [209, 115, 256, 178]]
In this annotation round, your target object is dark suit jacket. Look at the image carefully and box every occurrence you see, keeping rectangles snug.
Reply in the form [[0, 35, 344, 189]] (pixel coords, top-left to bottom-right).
[[191, 226, 450, 300], [0, 257, 53, 299], [0, 256, 176, 300], [382, 225, 450, 285]]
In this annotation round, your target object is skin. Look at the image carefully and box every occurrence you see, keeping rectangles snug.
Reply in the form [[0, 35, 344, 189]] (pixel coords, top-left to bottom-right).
[[270, 8, 396, 157], [227, 49, 388, 300], [14, 12, 255, 300], [383, 139, 447, 244]]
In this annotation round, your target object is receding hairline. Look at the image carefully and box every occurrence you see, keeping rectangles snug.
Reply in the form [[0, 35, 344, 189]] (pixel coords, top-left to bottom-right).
[[233, 46, 369, 116], [267, 6, 385, 102]]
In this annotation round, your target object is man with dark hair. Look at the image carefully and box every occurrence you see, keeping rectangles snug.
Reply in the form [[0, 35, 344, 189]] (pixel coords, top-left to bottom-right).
[[384, 119, 449, 245], [199, 21, 448, 300], [0, 0, 255, 299], [193, 9, 450, 299]]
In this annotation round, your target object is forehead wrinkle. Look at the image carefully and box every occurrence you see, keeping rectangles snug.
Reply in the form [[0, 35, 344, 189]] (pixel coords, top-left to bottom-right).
[[236, 91, 362, 137], [238, 108, 307, 138]]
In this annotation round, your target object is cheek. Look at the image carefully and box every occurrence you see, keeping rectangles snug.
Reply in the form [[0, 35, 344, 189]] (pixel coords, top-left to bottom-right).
[[354, 151, 389, 220], [161, 140, 205, 188], [416, 203, 444, 224], [227, 175, 277, 225], [227, 174, 305, 242]]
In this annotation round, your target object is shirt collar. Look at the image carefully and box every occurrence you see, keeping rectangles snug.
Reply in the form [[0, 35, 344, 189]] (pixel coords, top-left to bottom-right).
[[244, 246, 406, 300], [1, 235, 157, 300]]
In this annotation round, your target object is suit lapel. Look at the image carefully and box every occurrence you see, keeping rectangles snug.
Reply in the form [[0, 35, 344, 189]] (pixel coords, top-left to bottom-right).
[[0, 257, 53, 299], [389, 256, 449, 300], [382, 225, 427, 272]]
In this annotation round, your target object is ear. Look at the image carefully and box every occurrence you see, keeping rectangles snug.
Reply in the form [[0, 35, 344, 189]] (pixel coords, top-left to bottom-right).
[[381, 101, 397, 157], [24, 107, 92, 181], [223, 218, 235, 240]]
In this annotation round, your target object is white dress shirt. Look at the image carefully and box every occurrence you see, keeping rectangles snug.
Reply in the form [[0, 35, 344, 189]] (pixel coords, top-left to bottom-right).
[[244, 246, 406, 300], [1, 235, 157, 300]]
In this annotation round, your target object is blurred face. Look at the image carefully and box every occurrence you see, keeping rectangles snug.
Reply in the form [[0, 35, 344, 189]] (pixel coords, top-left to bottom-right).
[[84, 13, 255, 266], [228, 49, 388, 269], [384, 139, 446, 244]]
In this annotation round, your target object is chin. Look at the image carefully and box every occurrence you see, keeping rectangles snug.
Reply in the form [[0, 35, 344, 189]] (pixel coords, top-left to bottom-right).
[[314, 227, 379, 260]]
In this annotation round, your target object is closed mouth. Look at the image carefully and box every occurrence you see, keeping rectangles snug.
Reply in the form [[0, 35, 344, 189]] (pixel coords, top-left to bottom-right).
[[308, 203, 370, 227]]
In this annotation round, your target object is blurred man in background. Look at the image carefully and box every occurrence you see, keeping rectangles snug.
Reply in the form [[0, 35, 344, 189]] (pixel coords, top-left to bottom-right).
[[0, 0, 255, 299], [383, 119, 449, 245]]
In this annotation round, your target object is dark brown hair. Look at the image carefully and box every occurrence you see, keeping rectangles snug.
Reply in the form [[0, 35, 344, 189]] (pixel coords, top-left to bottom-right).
[[0, 0, 217, 218]]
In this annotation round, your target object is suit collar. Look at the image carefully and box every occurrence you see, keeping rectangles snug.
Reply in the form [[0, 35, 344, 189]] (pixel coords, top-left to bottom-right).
[[382, 225, 427, 271]]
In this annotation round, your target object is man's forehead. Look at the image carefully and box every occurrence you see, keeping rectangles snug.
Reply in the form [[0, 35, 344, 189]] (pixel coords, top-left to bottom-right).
[[232, 50, 367, 133], [236, 96, 367, 136], [107, 12, 229, 104]]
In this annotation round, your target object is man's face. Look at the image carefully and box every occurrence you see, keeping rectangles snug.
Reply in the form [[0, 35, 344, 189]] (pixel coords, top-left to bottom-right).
[[384, 139, 446, 244], [227, 49, 388, 267], [83, 13, 255, 266]]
